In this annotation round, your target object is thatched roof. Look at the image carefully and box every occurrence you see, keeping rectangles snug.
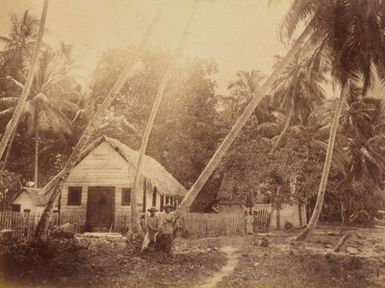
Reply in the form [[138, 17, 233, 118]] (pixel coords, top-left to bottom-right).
[[216, 173, 242, 202], [40, 136, 187, 199]]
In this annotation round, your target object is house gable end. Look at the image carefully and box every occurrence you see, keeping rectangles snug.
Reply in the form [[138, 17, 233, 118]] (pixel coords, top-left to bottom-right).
[[66, 142, 133, 186], [13, 191, 33, 205]]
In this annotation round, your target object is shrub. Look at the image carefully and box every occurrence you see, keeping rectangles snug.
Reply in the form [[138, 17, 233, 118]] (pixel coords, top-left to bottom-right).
[[51, 224, 77, 239], [347, 182, 385, 226], [124, 231, 144, 255], [0, 234, 83, 283]]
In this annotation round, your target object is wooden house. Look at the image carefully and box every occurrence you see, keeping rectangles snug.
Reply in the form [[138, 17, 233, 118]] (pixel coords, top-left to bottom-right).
[[41, 136, 187, 231]]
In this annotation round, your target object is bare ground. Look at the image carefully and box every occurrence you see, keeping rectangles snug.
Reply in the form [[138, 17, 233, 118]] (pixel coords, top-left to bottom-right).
[[215, 227, 385, 288], [2, 226, 385, 288]]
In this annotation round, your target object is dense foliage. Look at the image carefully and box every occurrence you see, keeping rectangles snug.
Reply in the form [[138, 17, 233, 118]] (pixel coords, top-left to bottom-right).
[[0, 169, 21, 209], [0, 11, 85, 189], [0, 5, 385, 226], [92, 48, 223, 188], [0, 12, 224, 198]]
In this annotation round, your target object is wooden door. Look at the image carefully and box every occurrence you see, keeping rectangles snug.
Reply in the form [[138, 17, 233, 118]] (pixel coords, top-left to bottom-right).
[[86, 186, 115, 231]]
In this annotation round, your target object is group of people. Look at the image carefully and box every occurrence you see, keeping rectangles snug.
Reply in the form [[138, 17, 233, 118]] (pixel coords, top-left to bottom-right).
[[140, 204, 179, 254]]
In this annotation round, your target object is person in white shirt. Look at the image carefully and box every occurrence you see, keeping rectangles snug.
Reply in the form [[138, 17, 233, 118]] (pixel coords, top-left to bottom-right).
[[157, 204, 175, 254]]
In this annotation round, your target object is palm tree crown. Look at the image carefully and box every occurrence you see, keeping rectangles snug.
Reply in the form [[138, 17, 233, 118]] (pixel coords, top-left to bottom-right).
[[280, 0, 385, 91], [0, 10, 39, 77]]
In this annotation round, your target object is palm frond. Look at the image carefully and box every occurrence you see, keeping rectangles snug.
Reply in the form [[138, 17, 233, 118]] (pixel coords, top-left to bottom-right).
[[311, 139, 348, 176], [54, 100, 79, 114], [360, 146, 385, 173], [43, 105, 73, 137], [0, 97, 18, 107], [0, 107, 15, 120], [0, 36, 11, 43]]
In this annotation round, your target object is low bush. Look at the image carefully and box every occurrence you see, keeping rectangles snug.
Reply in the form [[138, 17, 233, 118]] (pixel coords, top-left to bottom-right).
[[124, 231, 144, 255], [0, 233, 83, 283], [51, 225, 76, 239]]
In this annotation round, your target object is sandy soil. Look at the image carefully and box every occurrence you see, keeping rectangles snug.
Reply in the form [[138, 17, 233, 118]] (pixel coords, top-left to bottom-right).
[[2, 226, 385, 288], [215, 227, 385, 288]]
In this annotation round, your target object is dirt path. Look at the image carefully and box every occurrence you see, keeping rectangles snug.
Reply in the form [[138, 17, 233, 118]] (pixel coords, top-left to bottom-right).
[[198, 246, 239, 288], [214, 229, 385, 288]]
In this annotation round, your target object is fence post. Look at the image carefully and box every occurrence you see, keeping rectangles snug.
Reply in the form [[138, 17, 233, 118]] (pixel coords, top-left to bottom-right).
[[298, 201, 303, 227], [275, 207, 280, 230]]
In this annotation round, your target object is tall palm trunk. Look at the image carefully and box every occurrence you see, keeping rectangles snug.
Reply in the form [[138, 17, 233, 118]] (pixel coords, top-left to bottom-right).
[[2, 129, 17, 170], [175, 22, 316, 218], [296, 81, 349, 241], [130, 0, 198, 233], [0, 0, 49, 160], [270, 104, 294, 154], [34, 118, 39, 188], [340, 198, 346, 228], [35, 1, 166, 240]]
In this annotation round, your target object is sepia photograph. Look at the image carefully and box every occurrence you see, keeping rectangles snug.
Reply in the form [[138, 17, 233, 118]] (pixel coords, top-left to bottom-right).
[[0, 0, 385, 287]]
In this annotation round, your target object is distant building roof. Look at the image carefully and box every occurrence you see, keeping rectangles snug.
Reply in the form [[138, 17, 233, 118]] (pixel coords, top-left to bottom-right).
[[12, 187, 47, 207], [216, 172, 243, 202], [39, 136, 187, 199]]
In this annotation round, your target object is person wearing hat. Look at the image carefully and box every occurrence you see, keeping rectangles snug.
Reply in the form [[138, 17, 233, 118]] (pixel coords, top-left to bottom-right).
[[145, 207, 160, 251], [157, 204, 175, 254]]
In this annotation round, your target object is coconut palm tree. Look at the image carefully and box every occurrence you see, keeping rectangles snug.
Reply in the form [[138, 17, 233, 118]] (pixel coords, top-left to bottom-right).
[[345, 135, 385, 186], [0, 0, 49, 174], [279, 0, 385, 94], [283, 0, 385, 240], [343, 95, 384, 138], [0, 18, 29, 169], [269, 53, 326, 153], [227, 70, 274, 123], [0, 10, 39, 78], [339, 96, 385, 219], [175, 22, 317, 217], [130, 0, 199, 233], [307, 87, 385, 223], [0, 46, 81, 187]]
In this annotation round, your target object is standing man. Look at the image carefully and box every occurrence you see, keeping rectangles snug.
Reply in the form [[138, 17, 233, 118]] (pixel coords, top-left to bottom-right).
[[146, 207, 160, 250], [157, 204, 175, 254]]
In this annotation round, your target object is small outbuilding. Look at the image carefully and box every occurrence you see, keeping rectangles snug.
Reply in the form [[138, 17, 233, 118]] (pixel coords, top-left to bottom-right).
[[42, 136, 187, 231], [10, 187, 57, 214], [216, 173, 307, 229]]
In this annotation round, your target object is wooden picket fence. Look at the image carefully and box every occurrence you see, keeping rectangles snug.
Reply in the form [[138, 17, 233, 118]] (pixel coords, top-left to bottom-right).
[[181, 211, 272, 238], [0, 211, 40, 238], [181, 213, 246, 239], [253, 209, 271, 232], [0, 211, 86, 238], [0, 211, 131, 237], [0, 210, 271, 239]]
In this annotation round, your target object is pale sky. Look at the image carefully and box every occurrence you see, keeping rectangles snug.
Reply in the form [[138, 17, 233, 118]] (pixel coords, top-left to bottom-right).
[[0, 0, 292, 93]]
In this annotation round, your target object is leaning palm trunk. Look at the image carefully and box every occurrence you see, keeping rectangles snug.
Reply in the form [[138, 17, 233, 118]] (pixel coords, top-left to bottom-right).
[[34, 118, 39, 188], [175, 23, 316, 217], [270, 104, 294, 154], [0, 0, 49, 160], [35, 2, 166, 239], [296, 81, 349, 241], [130, 0, 199, 233], [2, 129, 17, 169]]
